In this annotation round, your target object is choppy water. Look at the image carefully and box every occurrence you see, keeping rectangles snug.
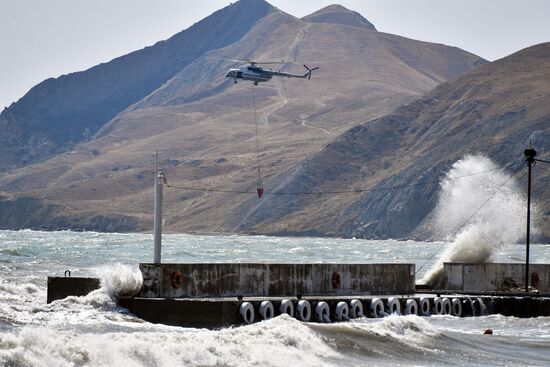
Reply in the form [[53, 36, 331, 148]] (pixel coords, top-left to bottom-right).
[[1, 230, 549, 366]]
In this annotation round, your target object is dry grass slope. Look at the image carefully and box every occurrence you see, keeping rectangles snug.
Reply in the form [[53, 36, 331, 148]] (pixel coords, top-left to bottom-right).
[[0, 1, 487, 237]]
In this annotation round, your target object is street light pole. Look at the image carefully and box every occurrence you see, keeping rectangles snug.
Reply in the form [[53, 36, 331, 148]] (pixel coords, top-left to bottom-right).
[[153, 150, 164, 265], [524, 147, 536, 293]]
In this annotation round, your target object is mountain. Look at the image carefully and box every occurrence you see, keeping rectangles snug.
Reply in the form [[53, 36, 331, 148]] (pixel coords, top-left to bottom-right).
[[302, 4, 377, 30], [0, 0, 272, 169], [235, 43, 550, 240], [0, 0, 486, 233]]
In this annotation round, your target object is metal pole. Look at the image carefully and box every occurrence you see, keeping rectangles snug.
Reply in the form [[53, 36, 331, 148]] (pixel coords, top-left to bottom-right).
[[524, 147, 536, 292], [153, 170, 164, 265]]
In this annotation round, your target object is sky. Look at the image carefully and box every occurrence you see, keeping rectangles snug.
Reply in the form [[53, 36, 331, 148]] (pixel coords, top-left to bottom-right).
[[1, 0, 549, 109]]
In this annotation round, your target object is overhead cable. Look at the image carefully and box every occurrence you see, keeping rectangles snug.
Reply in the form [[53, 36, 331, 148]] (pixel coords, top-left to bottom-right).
[[164, 162, 517, 196]]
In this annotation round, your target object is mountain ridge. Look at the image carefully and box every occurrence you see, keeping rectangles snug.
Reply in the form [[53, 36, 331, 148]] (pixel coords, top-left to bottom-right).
[[302, 4, 377, 30], [0, 1, 491, 238], [0, 0, 274, 169], [235, 42, 550, 240]]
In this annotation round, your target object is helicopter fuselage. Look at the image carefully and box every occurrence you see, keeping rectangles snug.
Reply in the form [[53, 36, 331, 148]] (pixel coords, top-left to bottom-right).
[[225, 66, 272, 85], [226, 64, 316, 85]]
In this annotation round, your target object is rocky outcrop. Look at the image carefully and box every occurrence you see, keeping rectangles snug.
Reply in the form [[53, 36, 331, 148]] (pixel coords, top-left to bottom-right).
[[0, 196, 141, 232]]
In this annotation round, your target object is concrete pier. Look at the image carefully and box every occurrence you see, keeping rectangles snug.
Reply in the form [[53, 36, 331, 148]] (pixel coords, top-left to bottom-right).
[[139, 263, 416, 298], [117, 294, 550, 329], [47, 276, 100, 303], [45, 261, 550, 329], [485, 296, 550, 317], [439, 263, 550, 293], [117, 297, 241, 329]]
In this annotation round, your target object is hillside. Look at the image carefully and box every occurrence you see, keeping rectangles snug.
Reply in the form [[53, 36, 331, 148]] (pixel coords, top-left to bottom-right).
[[0, 0, 272, 169], [0, 0, 486, 234], [236, 43, 550, 240]]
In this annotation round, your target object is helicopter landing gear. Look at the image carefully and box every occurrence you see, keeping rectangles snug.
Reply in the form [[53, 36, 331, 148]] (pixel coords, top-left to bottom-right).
[[254, 81, 259, 86]]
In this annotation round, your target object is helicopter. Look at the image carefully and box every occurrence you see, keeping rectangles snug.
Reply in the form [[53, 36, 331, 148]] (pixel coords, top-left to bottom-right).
[[225, 60, 319, 86]]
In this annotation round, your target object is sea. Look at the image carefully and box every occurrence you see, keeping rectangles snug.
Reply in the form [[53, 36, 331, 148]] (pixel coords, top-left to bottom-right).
[[1, 229, 549, 366]]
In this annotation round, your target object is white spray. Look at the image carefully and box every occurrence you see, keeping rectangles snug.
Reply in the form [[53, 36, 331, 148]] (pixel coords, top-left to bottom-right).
[[422, 155, 528, 287], [93, 264, 143, 298]]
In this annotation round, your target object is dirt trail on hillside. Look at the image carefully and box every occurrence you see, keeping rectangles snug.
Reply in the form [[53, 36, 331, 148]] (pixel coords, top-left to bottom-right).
[[259, 24, 311, 126]]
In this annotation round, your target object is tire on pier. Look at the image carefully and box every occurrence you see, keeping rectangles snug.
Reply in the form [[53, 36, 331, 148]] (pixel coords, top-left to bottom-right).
[[419, 297, 431, 316], [259, 301, 274, 320], [462, 297, 475, 317], [335, 301, 350, 321], [279, 299, 294, 317], [433, 297, 444, 315], [404, 299, 418, 315], [442, 298, 452, 315], [349, 299, 364, 318], [240, 302, 255, 324], [451, 298, 462, 317], [370, 298, 385, 318], [471, 298, 485, 316], [296, 300, 311, 322], [387, 297, 401, 315], [315, 301, 331, 323]]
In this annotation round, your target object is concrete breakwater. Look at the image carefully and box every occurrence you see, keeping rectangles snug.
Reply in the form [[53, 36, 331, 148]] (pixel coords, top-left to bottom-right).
[[47, 262, 550, 329], [439, 263, 550, 293], [138, 263, 415, 298], [116, 294, 490, 329], [46, 275, 100, 304], [116, 293, 550, 328]]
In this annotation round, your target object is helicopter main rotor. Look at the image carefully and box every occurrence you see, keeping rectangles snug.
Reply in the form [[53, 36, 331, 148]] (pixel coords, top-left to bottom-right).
[[225, 58, 291, 66]]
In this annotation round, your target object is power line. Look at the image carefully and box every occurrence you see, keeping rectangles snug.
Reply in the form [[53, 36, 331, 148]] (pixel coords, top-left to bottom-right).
[[165, 163, 514, 196], [415, 165, 526, 275]]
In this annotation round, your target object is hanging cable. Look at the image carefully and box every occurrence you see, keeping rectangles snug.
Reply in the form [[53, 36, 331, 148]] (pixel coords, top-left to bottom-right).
[[164, 161, 518, 197], [415, 165, 526, 275], [252, 84, 264, 198]]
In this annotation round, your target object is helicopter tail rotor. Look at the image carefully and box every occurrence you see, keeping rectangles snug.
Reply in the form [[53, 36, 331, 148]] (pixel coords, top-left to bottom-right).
[[303, 65, 320, 79]]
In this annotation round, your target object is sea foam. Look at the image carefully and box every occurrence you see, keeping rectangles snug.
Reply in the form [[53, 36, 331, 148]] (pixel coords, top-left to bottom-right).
[[0, 316, 339, 367]]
